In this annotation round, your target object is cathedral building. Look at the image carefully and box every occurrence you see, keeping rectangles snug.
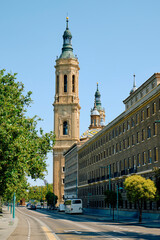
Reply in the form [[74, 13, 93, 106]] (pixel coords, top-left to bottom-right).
[[53, 17, 80, 204]]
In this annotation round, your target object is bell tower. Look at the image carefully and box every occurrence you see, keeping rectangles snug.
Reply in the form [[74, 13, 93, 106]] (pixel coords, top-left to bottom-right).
[[53, 17, 80, 205]]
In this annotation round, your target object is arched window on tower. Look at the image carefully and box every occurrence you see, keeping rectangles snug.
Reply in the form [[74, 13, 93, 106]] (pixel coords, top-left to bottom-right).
[[64, 75, 67, 92], [63, 121, 68, 135], [56, 75, 59, 94], [72, 75, 75, 92]]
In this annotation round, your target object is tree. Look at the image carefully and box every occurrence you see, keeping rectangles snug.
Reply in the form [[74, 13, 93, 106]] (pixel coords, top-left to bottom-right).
[[45, 191, 58, 209], [27, 184, 53, 203], [124, 175, 156, 223], [104, 190, 122, 220], [0, 70, 55, 201]]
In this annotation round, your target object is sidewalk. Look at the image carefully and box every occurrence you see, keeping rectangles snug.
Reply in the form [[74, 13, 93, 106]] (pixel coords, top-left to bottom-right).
[[82, 211, 160, 228], [0, 206, 18, 240]]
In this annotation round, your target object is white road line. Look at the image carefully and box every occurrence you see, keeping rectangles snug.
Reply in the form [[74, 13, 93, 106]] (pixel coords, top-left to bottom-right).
[[61, 219, 123, 240], [26, 218, 31, 240], [16, 208, 60, 240]]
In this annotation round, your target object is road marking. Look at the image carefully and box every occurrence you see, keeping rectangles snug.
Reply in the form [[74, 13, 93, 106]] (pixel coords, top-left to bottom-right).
[[16, 208, 60, 240], [26, 218, 31, 240], [61, 219, 123, 240], [64, 230, 82, 234], [113, 230, 127, 235], [42, 226, 57, 240]]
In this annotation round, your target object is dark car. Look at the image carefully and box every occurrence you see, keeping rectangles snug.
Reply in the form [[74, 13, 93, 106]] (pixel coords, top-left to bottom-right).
[[30, 205, 36, 210]]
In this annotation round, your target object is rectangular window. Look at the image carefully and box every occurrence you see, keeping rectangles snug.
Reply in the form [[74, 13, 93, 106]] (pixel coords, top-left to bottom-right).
[[119, 142, 121, 151], [142, 152, 146, 165], [154, 147, 158, 162], [147, 126, 151, 138], [131, 117, 134, 127], [152, 102, 156, 114], [56, 75, 59, 94], [109, 147, 111, 156], [123, 139, 125, 149], [123, 123, 125, 133], [141, 110, 144, 121], [148, 150, 152, 164], [112, 130, 114, 138], [64, 75, 67, 92], [112, 145, 115, 154], [127, 120, 130, 130], [153, 123, 157, 136], [116, 143, 118, 153], [142, 129, 145, 141], [136, 113, 139, 125], [133, 156, 136, 169], [115, 128, 118, 137], [147, 107, 150, 118], [132, 135, 135, 146], [137, 153, 140, 167], [127, 136, 130, 148], [128, 158, 131, 169], [136, 132, 140, 143], [72, 75, 75, 92], [119, 126, 121, 135]]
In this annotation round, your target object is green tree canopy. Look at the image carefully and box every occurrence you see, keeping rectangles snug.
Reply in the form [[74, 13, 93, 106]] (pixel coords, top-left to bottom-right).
[[0, 70, 55, 201], [27, 184, 53, 203], [124, 175, 156, 222], [46, 191, 58, 208]]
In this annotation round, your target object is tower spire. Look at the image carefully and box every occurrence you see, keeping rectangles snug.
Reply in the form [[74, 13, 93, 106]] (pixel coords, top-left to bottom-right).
[[130, 74, 137, 94], [59, 17, 75, 59], [133, 74, 136, 88], [66, 16, 69, 30]]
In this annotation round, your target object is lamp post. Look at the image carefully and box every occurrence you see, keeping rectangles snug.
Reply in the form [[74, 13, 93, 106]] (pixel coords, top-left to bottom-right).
[[101, 165, 111, 215], [117, 185, 123, 221], [13, 192, 16, 219]]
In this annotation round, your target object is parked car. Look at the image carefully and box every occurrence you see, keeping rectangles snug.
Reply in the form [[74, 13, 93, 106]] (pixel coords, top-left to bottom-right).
[[30, 205, 36, 210], [36, 204, 41, 209], [26, 203, 31, 209]]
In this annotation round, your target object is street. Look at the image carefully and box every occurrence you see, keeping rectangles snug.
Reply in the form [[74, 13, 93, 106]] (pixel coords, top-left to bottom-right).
[[8, 207, 160, 240]]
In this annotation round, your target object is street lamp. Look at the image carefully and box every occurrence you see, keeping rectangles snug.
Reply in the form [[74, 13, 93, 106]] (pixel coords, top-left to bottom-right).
[[101, 165, 111, 215], [117, 184, 123, 221]]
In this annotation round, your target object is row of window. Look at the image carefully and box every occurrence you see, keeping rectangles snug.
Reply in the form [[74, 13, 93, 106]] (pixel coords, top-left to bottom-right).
[[82, 199, 155, 210], [79, 124, 157, 169], [56, 74, 75, 94], [79, 147, 158, 182], [79, 100, 159, 159]]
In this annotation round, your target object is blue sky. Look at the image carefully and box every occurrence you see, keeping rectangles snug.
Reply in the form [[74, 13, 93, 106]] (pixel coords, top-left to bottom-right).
[[1, 0, 160, 186]]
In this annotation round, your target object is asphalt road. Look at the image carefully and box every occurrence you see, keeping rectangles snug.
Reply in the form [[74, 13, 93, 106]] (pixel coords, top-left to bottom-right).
[[8, 207, 160, 240]]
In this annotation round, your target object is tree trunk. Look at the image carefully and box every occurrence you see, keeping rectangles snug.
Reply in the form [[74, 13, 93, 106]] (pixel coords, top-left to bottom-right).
[[138, 200, 143, 223]]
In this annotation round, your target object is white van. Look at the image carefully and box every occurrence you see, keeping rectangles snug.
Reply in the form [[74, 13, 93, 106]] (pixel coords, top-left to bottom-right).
[[65, 199, 83, 214]]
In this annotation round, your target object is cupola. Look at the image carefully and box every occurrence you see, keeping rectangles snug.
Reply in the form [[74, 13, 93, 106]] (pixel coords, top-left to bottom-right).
[[59, 17, 75, 59]]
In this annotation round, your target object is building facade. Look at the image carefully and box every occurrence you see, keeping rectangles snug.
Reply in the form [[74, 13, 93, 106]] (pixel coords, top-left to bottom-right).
[[64, 142, 83, 199], [78, 73, 160, 212], [53, 18, 80, 205]]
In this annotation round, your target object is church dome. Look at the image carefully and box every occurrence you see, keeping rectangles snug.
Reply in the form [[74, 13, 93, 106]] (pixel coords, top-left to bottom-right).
[[91, 109, 100, 116]]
